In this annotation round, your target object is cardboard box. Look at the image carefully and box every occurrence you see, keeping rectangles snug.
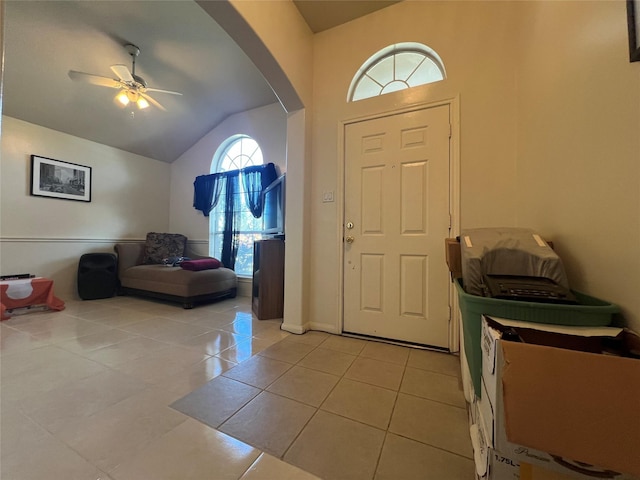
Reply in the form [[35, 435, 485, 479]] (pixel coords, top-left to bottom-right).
[[470, 410, 520, 480], [460, 323, 475, 404], [480, 316, 640, 479], [445, 237, 463, 279], [520, 463, 587, 480]]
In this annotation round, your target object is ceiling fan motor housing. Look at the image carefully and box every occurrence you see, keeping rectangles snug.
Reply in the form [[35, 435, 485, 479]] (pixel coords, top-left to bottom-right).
[[124, 44, 147, 88], [125, 44, 140, 57], [132, 74, 147, 88]]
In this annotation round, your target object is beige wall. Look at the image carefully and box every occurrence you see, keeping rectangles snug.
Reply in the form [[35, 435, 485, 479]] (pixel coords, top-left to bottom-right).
[[304, 0, 639, 334], [307, 1, 521, 332], [203, 0, 315, 333], [168, 102, 287, 243], [0, 116, 171, 297], [514, 1, 640, 331], [231, 0, 316, 334], [226, 0, 313, 109]]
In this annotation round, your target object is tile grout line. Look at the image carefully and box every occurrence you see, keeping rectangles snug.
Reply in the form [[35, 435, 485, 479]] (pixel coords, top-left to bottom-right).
[[368, 353, 410, 479], [278, 337, 354, 463]]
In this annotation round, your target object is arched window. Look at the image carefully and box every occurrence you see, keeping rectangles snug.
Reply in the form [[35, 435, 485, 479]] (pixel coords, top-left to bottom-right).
[[348, 42, 446, 102], [210, 135, 263, 277]]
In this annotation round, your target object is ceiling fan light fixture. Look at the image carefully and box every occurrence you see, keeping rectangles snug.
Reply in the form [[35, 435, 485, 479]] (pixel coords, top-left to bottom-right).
[[116, 90, 130, 106], [137, 97, 150, 109], [70, 43, 179, 112]]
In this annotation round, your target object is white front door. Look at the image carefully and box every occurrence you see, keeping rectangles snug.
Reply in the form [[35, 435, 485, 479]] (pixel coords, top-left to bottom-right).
[[343, 105, 451, 348]]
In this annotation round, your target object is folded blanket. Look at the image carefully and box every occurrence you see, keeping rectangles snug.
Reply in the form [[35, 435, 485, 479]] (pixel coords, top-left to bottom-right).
[[180, 258, 222, 271]]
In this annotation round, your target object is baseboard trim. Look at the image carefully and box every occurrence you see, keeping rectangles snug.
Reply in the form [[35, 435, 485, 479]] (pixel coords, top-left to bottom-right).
[[308, 321, 341, 335], [281, 322, 307, 335]]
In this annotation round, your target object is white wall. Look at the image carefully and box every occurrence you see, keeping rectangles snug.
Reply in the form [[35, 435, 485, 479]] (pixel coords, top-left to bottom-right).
[[0, 116, 171, 298], [307, 1, 521, 333], [168, 102, 287, 244], [514, 1, 640, 331]]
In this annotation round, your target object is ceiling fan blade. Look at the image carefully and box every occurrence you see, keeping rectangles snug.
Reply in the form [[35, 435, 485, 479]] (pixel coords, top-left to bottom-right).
[[145, 87, 182, 96], [110, 64, 134, 83], [68, 70, 121, 88], [140, 92, 167, 112]]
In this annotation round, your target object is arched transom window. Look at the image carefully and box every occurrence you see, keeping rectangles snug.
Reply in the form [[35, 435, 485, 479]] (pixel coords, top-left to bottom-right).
[[348, 42, 446, 102], [216, 135, 264, 171]]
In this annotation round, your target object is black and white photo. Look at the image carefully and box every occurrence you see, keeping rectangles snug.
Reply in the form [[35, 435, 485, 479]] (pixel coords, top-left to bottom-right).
[[30, 155, 92, 202]]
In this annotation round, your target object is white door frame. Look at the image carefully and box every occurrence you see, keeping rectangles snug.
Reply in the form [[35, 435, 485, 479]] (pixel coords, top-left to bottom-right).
[[336, 97, 461, 351]]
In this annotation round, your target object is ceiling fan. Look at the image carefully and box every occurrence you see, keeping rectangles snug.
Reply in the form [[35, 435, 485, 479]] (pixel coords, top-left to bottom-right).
[[68, 44, 182, 112]]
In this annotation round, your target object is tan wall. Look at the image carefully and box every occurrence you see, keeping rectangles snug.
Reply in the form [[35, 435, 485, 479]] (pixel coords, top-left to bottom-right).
[[0, 116, 171, 298], [227, 0, 313, 109], [514, 0, 640, 331], [199, 0, 314, 333], [307, 1, 521, 332]]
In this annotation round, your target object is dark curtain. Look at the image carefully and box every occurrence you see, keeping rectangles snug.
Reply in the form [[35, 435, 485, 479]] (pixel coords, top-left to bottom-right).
[[193, 173, 225, 217], [192, 163, 277, 271], [242, 163, 277, 218], [220, 172, 240, 270]]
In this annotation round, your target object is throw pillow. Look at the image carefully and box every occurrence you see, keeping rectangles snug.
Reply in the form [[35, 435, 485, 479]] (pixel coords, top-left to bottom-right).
[[180, 258, 221, 271], [142, 232, 187, 265]]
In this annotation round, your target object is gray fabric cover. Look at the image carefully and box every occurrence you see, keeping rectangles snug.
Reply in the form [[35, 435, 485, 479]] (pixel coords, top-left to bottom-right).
[[460, 227, 569, 296], [115, 242, 237, 299]]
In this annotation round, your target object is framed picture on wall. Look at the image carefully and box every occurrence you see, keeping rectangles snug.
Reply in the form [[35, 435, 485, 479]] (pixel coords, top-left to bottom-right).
[[30, 155, 92, 202], [628, 0, 640, 62]]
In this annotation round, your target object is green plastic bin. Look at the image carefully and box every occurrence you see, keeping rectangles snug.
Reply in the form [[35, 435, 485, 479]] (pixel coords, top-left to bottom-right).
[[455, 278, 620, 398]]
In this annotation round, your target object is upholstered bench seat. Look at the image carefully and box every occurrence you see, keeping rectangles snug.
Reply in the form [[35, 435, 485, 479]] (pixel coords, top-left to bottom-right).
[[114, 241, 237, 308]]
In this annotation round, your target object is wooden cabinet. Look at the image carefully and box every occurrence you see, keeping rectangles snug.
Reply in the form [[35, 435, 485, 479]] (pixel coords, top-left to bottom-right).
[[252, 238, 285, 320]]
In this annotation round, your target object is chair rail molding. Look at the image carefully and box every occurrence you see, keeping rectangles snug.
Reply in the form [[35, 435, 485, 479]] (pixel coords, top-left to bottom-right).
[[0, 236, 147, 244]]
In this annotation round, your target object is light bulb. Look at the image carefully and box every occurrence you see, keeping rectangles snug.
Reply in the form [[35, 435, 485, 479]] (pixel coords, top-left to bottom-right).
[[137, 97, 149, 109], [116, 91, 130, 106]]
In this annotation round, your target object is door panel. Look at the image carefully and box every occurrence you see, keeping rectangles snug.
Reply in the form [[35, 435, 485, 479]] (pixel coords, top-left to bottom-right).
[[343, 105, 451, 348], [361, 254, 384, 312]]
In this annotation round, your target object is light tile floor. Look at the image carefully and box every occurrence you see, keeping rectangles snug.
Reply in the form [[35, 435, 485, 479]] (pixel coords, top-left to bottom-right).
[[1, 295, 474, 480]]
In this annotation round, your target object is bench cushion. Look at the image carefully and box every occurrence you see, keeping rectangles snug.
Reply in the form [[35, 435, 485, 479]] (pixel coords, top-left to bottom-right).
[[119, 264, 237, 298]]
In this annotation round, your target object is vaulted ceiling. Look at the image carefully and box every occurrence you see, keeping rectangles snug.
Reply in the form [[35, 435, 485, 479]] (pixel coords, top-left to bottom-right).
[[2, 1, 400, 163]]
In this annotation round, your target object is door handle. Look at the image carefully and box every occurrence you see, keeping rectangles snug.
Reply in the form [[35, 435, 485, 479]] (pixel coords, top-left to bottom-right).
[[345, 236, 355, 244]]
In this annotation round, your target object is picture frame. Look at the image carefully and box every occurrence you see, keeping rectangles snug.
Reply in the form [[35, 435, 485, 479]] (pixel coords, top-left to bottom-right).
[[628, 0, 640, 62], [30, 155, 92, 202]]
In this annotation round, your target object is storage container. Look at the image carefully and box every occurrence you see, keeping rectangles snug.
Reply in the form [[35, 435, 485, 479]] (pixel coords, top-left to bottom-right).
[[455, 278, 620, 398]]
